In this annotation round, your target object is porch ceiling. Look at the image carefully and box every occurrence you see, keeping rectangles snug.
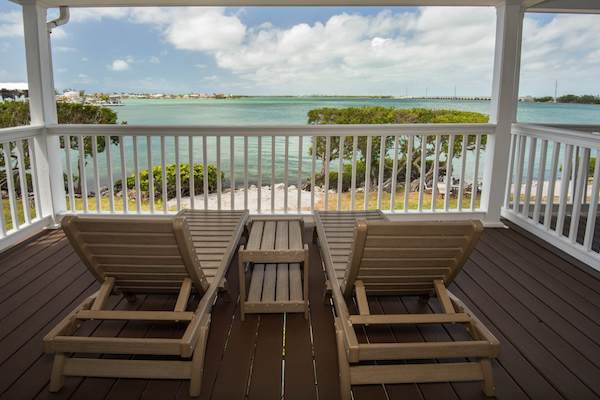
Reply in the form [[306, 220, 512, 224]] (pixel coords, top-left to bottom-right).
[[9, 0, 600, 14]]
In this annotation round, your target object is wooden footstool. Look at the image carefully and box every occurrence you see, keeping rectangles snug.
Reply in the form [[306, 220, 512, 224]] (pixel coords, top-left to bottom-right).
[[238, 219, 309, 320]]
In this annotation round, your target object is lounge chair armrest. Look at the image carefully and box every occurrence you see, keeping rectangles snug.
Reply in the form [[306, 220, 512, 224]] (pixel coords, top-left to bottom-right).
[[447, 291, 500, 356], [181, 313, 211, 358], [43, 292, 98, 353]]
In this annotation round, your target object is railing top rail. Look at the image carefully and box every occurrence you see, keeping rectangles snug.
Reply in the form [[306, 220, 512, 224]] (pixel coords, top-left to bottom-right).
[[533, 123, 600, 134], [46, 123, 496, 137], [512, 123, 600, 148], [0, 125, 44, 142]]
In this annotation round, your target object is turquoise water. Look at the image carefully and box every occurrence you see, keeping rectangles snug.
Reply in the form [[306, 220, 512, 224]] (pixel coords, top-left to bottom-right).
[[72, 98, 600, 189], [114, 97, 600, 125]]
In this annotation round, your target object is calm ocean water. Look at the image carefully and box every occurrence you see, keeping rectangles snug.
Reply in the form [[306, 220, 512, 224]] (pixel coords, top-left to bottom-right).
[[77, 98, 600, 189], [115, 97, 600, 125]]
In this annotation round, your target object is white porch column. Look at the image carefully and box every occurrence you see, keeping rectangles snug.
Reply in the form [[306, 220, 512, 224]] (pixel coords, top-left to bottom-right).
[[22, 1, 67, 224], [481, 0, 525, 227]]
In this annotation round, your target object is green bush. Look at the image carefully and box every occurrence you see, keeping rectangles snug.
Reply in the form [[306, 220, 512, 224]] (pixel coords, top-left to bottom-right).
[[114, 163, 224, 200]]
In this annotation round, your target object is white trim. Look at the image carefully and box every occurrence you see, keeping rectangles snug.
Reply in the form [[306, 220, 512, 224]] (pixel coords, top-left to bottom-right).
[[46, 123, 496, 138]]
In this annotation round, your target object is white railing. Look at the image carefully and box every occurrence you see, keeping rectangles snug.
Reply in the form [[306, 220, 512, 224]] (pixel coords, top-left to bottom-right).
[[504, 123, 600, 269], [45, 124, 493, 220], [0, 125, 52, 249]]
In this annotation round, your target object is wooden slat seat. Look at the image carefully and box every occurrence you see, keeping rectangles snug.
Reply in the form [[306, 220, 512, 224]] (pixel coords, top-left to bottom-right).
[[43, 210, 248, 397], [314, 211, 500, 399]]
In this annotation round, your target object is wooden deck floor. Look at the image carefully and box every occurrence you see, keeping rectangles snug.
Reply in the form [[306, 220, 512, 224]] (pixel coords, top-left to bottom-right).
[[1, 219, 600, 400]]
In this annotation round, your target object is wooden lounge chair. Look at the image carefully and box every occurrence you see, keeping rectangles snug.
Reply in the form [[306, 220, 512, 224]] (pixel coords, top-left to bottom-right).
[[313, 211, 500, 398], [43, 210, 248, 397]]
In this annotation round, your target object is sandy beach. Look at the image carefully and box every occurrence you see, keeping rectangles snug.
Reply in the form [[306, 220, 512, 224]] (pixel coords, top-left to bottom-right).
[[166, 184, 324, 211]]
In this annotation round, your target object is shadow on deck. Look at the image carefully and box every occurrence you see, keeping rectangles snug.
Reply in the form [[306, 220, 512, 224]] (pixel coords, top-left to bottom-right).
[[1, 219, 600, 400]]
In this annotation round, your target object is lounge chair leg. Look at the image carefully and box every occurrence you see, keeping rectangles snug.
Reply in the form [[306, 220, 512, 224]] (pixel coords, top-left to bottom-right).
[[419, 294, 431, 303], [312, 226, 318, 243], [335, 319, 352, 400], [479, 357, 496, 397], [189, 317, 211, 397], [49, 352, 67, 392], [219, 278, 231, 303], [323, 281, 332, 305], [123, 292, 137, 302]]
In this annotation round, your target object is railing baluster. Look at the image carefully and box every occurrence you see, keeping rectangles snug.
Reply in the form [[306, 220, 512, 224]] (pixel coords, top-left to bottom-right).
[[0, 147, 6, 234], [351, 135, 358, 211], [297, 136, 303, 214], [365, 135, 372, 211], [390, 135, 399, 212], [532, 140, 548, 224], [2, 142, 19, 230], [106, 136, 115, 213], [28, 138, 42, 217], [432, 135, 441, 212], [324, 136, 330, 211], [584, 149, 600, 252], [119, 136, 128, 214], [522, 137, 537, 219], [230, 136, 235, 210], [458, 134, 468, 211], [189, 137, 195, 210], [175, 136, 181, 211], [418, 135, 426, 212], [403, 136, 412, 212], [338, 136, 344, 211], [285, 136, 289, 213], [217, 136, 222, 211], [544, 142, 561, 231], [444, 134, 455, 211], [78, 136, 88, 213], [271, 136, 276, 212], [569, 147, 589, 243], [147, 136, 154, 214], [161, 136, 167, 213], [257, 136, 262, 213], [378, 135, 386, 211], [244, 136, 248, 210], [512, 134, 526, 214], [133, 136, 141, 214], [470, 135, 481, 211], [92, 136, 101, 213], [16, 140, 31, 224], [311, 136, 316, 213], [203, 136, 208, 210], [504, 133, 517, 209], [556, 144, 574, 236]]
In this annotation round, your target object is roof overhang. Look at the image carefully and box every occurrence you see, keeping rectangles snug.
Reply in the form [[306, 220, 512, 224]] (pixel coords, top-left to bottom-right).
[[8, 0, 600, 13]]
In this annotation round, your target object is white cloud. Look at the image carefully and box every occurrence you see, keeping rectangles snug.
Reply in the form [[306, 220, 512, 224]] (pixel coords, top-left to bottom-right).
[[78, 73, 88, 78], [109, 60, 131, 71], [203, 75, 220, 81], [55, 46, 77, 52], [520, 13, 600, 95], [0, 10, 23, 38], [129, 7, 246, 52], [150, 56, 160, 63], [56, 68, 68, 73], [126, 55, 135, 64], [82, 57, 89, 61], [195, 64, 207, 68]]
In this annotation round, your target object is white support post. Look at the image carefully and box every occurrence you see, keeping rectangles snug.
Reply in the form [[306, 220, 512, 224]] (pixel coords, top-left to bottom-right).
[[22, 2, 66, 224], [482, 1, 525, 227]]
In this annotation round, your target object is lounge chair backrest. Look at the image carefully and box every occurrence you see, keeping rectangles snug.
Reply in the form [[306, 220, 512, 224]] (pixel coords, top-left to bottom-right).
[[341, 219, 483, 297], [61, 216, 210, 296]]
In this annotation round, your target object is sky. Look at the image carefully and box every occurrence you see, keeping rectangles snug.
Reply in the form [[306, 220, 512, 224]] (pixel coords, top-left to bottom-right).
[[1, 2, 599, 97]]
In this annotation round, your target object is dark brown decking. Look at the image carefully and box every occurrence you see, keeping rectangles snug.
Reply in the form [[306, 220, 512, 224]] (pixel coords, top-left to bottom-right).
[[1, 219, 600, 400]]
